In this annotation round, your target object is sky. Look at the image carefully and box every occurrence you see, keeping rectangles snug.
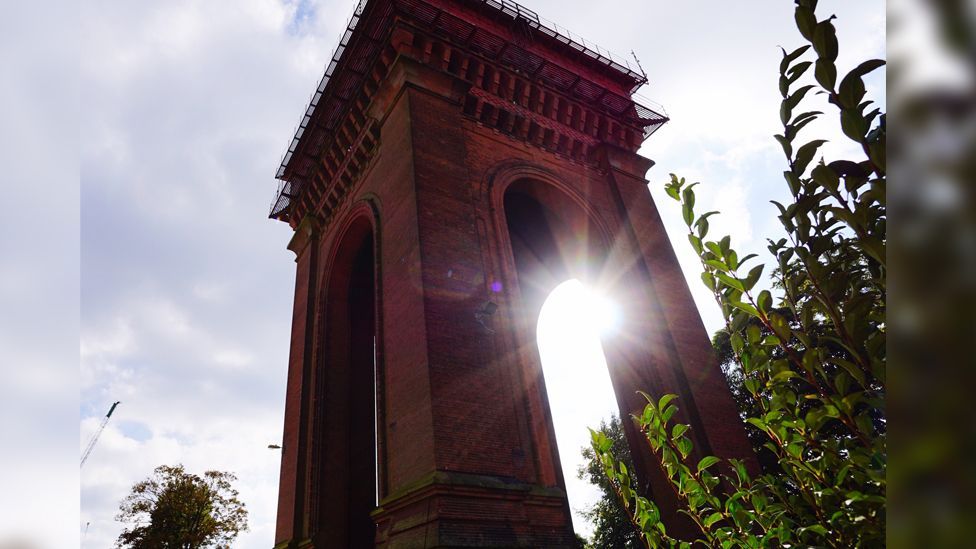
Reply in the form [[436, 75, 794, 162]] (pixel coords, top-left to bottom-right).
[[1, 0, 883, 547]]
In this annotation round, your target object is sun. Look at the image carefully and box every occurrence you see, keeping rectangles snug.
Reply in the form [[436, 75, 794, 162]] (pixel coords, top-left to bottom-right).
[[538, 279, 620, 339]]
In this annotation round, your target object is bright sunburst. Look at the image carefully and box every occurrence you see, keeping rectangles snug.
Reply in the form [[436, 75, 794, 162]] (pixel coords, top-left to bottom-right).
[[539, 279, 620, 339]]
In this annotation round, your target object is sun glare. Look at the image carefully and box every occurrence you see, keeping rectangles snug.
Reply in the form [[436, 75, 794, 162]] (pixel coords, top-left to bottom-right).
[[540, 279, 620, 338], [536, 279, 621, 538]]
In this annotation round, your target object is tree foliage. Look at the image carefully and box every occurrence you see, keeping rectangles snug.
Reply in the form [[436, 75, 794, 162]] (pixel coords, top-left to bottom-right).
[[578, 415, 643, 548], [115, 464, 248, 549], [588, 0, 885, 546]]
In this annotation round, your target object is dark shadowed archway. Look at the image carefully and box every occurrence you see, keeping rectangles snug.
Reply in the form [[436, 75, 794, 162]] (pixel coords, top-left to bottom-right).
[[312, 214, 379, 547]]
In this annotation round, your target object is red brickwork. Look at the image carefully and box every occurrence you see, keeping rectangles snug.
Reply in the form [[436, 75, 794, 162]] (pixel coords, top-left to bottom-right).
[[272, 1, 755, 547]]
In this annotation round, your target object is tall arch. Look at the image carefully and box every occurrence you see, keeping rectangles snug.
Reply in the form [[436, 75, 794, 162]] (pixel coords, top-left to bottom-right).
[[310, 209, 381, 547], [496, 173, 697, 538], [500, 178, 619, 503]]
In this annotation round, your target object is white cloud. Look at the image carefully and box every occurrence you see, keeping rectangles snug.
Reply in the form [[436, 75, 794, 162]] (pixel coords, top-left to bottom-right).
[[78, 0, 331, 545]]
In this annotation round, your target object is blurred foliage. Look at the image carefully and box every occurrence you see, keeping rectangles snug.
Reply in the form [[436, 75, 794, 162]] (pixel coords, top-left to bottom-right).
[[889, 1, 976, 545], [587, 0, 885, 546], [115, 464, 248, 549]]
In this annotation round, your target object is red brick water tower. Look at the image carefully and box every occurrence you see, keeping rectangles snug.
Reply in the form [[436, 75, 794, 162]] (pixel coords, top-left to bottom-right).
[[269, 0, 754, 546]]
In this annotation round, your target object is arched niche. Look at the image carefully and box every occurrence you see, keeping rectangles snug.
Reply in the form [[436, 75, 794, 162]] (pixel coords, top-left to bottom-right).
[[312, 210, 381, 547]]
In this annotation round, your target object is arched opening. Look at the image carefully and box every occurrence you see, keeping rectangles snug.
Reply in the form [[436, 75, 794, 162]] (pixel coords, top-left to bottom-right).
[[315, 216, 379, 546], [503, 180, 625, 537], [537, 279, 620, 537]]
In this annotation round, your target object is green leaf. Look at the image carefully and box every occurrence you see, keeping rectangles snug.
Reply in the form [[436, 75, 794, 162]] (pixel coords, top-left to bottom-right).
[[830, 356, 867, 388], [731, 300, 758, 317], [852, 58, 886, 76], [780, 45, 812, 75], [727, 249, 739, 270], [730, 458, 749, 485], [841, 108, 868, 141], [782, 170, 801, 196], [682, 185, 697, 209], [746, 324, 761, 344], [697, 456, 721, 472], [744, 378, 761, 396], [730, 332, 744, 354], [811, 162, 839, 191], [746, 417, 767, 431], [815, 58, 837, 90], [802, 524, 828, 537], [793, 139, 827, 176], [757, 289, 773, 312], [672, 423, 689, 440], [771, 370, 798, 383], [786, 116, 819, 142], [774, 134, 793, 159], [794, 7, 816, 40], [729, 310, 750, 332], [780, 85, 815, 126], [682, 203, 694, 226], [705, 259, 728, 272], [791, 110, 821, 127], [704, 511, 724, 528], [743, 264, 764, 291], [659, 394, 678, 411], [720, 235, 732, 255], [701, 271, 716, 290], [716, 272, 745, 292], [812, 18, 838, 62], [837, 71, 866, 110], [768, 312, 791, 339], [665, 184, 680, 201], [839, 60, 885, 107], [787, 61, 812, 83], [661, 404, 678, 424], [695, 211, 719, 239]]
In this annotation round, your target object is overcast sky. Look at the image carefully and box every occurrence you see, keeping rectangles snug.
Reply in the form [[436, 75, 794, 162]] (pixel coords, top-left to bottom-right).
[[3, 0, 884, 547]]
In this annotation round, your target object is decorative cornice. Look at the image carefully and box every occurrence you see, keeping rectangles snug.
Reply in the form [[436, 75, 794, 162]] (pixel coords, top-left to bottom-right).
[[270, 0, 668, 226]]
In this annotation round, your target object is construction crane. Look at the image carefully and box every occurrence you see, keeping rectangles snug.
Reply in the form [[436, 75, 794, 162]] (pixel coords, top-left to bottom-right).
[[80, 401, 119, 468]]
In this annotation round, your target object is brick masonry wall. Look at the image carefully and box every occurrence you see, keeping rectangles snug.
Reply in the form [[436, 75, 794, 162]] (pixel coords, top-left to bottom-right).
[[275, 36, 755, 549]]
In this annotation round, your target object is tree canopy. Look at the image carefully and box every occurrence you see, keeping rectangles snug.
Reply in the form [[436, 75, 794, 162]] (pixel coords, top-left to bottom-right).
[[115, 464, 248, 549]]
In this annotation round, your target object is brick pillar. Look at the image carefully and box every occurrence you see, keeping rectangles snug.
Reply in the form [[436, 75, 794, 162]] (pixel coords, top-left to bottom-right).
[[275, 216, 320, 547]]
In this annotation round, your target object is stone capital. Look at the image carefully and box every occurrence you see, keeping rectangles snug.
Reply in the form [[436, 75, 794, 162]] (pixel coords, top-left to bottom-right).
[[286, 214, 322, 259], [591, 142, 656, 181]]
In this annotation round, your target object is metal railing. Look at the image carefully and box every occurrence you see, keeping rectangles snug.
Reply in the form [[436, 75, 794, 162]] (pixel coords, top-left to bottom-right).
[[275, 0, 368, 181], [530, 12, 646, 82]]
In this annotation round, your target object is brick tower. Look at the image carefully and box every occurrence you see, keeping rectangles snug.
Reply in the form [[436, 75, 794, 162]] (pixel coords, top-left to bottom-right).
[[269, 0, 754, 547]]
